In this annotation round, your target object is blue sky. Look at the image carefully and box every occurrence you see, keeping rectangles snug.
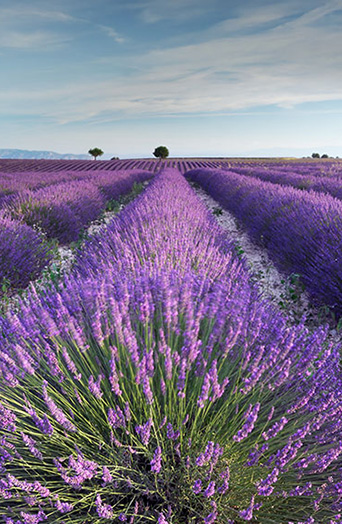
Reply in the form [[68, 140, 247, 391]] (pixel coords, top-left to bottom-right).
[[1, 0, 342, 158]]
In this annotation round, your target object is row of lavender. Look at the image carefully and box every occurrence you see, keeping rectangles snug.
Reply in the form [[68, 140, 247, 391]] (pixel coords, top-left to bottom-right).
[[2, 157, 342, 175], [0, 170, 152, 291], [2, 163, 342, 218], [187, 168, 342, 317], [1, 169, 342, 523], [232, 165, 342, 202], [0, 158, 232, 174], [0, 170, 152, 211], [0, 171, 90, 200]]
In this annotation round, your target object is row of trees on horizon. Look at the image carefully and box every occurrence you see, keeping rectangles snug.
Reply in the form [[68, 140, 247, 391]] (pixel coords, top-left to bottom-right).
[[88, 146, 170, 161], [88, 148, 339, 161]]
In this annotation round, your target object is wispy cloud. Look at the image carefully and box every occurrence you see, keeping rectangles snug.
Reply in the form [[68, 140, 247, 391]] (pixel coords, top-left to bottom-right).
[[123, 0, 216, 23], [0, 6, 75, 22], [282, 0, 342, 26], [1, 1, 342, 122], [0, 4, 125, 49], [97, 25, 125, 43], [0, 30, 71, 49]]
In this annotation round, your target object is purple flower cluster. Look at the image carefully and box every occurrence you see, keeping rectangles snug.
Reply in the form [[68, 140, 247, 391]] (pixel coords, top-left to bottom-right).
[[233, 403, 260, 442], [5, 169, 153, 243], [150, 446, 162, 473], [135, 418, 153, 446], [0, 214, 52, 291], [0, 168, 342, 522]]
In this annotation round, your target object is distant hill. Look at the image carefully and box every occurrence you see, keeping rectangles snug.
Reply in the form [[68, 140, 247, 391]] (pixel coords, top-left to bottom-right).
[[0, 149, 89, 160]]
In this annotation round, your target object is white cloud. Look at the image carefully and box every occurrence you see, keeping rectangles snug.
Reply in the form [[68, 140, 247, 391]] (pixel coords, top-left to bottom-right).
[[0, 5, 124, 49], [1, 1, 342, 119], [97, 25, 125, 43], [0, 30, 70, 48], [124, 0, 215, 23]]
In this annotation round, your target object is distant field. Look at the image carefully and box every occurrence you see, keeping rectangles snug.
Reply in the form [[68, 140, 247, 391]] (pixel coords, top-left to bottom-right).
[[1, 159, 342, 523], [1, 155, 341, 173]]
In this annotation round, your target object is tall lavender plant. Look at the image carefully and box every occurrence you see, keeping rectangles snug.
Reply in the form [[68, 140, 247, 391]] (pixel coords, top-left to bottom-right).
[[0, 170, 342, 523]]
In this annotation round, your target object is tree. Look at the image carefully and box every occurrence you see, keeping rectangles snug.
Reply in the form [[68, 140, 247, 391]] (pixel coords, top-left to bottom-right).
[[311, 152, 320, 158], [153, 146, 169, 159], [88, 148, 104, 160], [321, 154, 329, 158]]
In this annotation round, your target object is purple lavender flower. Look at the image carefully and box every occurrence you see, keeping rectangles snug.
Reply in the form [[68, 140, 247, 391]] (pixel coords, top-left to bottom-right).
[[164, 345, 173, 380], [233, 403, 260, 442], [19, 510, 47, 523], [55, 498, 74, 513], [135, 418, 152, 446], [150, 446, 162, 474], [166, 423, 180, 440], [108, 406, 126, 429], [182, 414, 189, 425], [239, 495, 262, 521], [0, 403, 16, 432], [160, 378, 166, 395], [102, 466, 112, 485], [159, 415, 167, 428], [88, 374, 103, 399], [204, 508, 218, 523], [257, 467, 279, 496], [55, 453, 98, 489], [124, 402, 131, 421], [25, 408, 53, 436], [2, 166, 342, 523], [262, 417, 288, 441], [21, 433, 43, 461], [142, 374, 154, 404], [61, 347, 81, 380], [96, 494, 114, 518], [204, 481, 216, 498], [193, 479, 202, 494], [109, 347, 122, 395], [42, 381, 76, 433]]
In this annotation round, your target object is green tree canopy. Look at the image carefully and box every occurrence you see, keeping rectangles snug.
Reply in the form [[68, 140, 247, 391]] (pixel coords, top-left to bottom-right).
[[153, 146, 169, 159], [88, 147, 104, 160], [311, 152, 320, 158]]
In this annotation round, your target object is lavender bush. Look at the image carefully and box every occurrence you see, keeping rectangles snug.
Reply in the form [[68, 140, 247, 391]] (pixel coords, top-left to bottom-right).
[[1, 170, 342, 523], [0, 214, 52, 291], [5, 171, 153, 244]]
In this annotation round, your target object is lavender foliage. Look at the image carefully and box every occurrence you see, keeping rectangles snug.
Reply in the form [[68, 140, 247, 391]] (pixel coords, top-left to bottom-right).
[[0, 169, 341, 523], [0, 214, 52, 291], [5, 170, 153, 243]]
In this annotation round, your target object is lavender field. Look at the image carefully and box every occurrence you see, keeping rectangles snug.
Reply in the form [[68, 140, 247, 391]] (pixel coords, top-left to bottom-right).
[[1, 159, 342, 523], [0, 168, 153, 291]]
